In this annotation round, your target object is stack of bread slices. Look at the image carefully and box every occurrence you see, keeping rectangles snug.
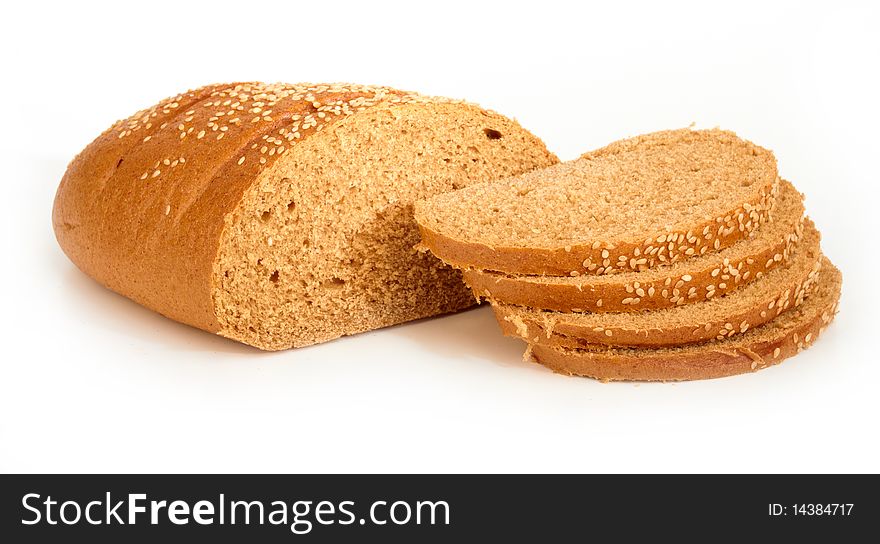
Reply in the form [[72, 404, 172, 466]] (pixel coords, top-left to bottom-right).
[[415, 128, 841, 381]]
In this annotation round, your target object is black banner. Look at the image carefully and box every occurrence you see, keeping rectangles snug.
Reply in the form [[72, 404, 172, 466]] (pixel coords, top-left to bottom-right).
[[1, 475, 875, 542]]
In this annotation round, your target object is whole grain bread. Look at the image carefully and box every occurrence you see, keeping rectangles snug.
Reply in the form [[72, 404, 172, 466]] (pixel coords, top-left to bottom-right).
[[415, 128, 779, 276], [494, 220, 822, 347], [528, 260, 841, 381], [463, 179, 805, 313], [53, 82, 557, 350]]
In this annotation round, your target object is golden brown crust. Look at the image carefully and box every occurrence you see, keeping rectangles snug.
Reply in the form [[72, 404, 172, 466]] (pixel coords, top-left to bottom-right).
[[527, 265, 841, 381], [53, 82, 240, 330], [53, 83, 534, 339], [494, 253, 821, 348], [463, 215, 803, 313], [416, 130, 779, 276], [531, 304, 835, 381]]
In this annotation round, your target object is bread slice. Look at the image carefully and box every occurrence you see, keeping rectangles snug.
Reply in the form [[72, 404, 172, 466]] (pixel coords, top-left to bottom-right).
[[494, 219, 822, 347], [416, 128, 779, 276], [526, 259, 840, 381], [463, 179, 804, 313], [53, 82, 557, 350]]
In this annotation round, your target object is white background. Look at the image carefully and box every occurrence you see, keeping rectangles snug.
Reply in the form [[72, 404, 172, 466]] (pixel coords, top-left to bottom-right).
[[2, 0, 878, 473]]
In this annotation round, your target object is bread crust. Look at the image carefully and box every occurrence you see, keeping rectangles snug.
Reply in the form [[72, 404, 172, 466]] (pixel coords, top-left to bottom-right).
[[53, 82, 243, 331], [531, 291, 839, 381], [495, 254, 822, 348], [417, 129, 779, 276], [53, 83, 555, 344], [463, 212, 804, 313], [526, 263, 841, 381]]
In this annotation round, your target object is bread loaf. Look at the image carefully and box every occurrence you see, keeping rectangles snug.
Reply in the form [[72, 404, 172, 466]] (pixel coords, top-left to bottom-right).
[[528, 260, 841, 381], [415, 128, 778, 276], [494, 219, 822, 347], [53, 82, 557, 350], [462, 180, 805, 312]]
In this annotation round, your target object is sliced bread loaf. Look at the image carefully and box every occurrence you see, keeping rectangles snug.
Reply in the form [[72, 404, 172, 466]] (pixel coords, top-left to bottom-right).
[[526, 259, 841, 381], [494, 219, 822, 347], [415, 128, 779, 275], [53, 82, 557, 350], [463, 179, 805, 313]]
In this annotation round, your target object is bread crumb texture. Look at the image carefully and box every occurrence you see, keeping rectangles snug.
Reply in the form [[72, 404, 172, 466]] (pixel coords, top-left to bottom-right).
[[52, 82, 557, 350], [464, 180, 805, 313], [416, 128, 779, 275]]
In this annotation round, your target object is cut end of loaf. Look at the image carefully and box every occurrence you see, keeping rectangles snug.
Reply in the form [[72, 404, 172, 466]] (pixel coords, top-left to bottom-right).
[[211, 100, 557, 350]]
